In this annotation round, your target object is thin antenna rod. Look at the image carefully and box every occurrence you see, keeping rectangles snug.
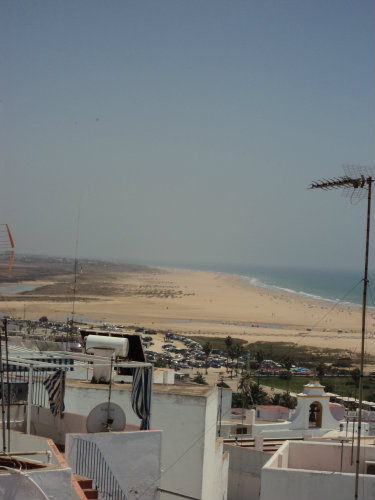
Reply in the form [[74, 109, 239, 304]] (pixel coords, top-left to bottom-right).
[[354, 177, 371, 498], [309, 168, 374, 500], [0, 322, 5, 453]]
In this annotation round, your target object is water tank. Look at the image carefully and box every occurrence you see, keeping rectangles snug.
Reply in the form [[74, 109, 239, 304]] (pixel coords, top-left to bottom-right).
[[85, 335, 129, 358]]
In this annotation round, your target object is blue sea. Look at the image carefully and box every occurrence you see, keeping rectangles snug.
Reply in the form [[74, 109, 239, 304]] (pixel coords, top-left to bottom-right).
[[153, 261, 375, 308]]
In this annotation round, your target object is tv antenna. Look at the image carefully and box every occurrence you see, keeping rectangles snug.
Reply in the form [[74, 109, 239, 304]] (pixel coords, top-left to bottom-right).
[[0, 225, 15, 274], [309, 165, 374, 500]]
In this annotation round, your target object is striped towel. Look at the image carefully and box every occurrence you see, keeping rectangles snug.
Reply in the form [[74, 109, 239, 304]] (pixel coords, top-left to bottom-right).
[[43, 369, 66, 417], [131, 367, 152, 430]]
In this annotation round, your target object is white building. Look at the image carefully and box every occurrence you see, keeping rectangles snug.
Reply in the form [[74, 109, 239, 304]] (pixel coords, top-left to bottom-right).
[[255, 405, 291, 421], [289, 381, 341, 432], [225, 443, 271, 500], [1, 347, 229, 500], [251, 381, 358, 439], [0, 431, 74, 500], [260, 440, 375, 500], [64, 378, 229, 500]]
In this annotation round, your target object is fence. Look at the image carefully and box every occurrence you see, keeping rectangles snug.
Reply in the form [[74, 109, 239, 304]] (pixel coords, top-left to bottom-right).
[[2, 359, 74, 407], [73, 437, 129, 500]]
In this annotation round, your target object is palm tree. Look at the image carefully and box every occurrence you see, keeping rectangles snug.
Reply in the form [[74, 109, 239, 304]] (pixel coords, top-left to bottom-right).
[[228, 347, 237, 378], [202, 341, 212, 374], [351, 367, 360, 404], [255, 349, 264, 368], [282, 356, 294, 394], [316, 362, 326, 383], [234, 344, 244, 375], [225, 336, 233, 372], [238, 373, 268, 406], [255, 350, 265, 385]]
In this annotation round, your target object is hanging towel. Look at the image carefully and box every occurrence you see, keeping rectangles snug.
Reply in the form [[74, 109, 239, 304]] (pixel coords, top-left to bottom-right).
[[131, 367, 152, 430], [43, 369, 66, 417]]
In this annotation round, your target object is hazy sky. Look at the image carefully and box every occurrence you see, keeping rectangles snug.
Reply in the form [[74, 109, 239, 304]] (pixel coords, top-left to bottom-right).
[[1, 1, 374, 271]]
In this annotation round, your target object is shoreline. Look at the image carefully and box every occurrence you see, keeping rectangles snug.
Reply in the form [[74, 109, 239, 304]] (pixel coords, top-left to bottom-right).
[[0, 263, 373, 355]]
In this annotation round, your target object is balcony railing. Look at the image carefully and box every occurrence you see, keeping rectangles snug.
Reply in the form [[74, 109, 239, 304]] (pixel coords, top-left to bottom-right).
[[73, 436, 129, 500]]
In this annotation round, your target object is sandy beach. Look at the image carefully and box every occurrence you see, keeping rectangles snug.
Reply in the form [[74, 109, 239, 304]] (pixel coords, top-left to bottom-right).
[[1, 258, 374, 356]]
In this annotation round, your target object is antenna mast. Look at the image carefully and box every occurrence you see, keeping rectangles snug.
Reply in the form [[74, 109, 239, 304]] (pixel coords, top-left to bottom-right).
[[0, 225, 15, 274], [310, 165, 374, 500]]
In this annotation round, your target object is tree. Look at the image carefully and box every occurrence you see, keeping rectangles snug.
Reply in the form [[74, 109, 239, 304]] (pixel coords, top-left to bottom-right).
[[202, 342, 212, 375], [192, 372, 207, 385], [271, 392, 282, 405], [234, 344, 244, 375], [316, 362, 326, 383], [39, 316, 48, 323], [228, 347, 237, 378], [282, 356, 294, 393], [225, 336, 233, 372], [236, 372, 269, 407], [255, 349, 265, 369], [351, 367, 360, 389], [154, 357, 168, 368], [217, 381, 230, 388], [280, 391, 297, 409], [351, 367, 360, 402]]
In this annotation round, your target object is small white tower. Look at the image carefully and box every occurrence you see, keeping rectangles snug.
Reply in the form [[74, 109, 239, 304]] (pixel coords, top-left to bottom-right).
[[290, 381, 339, 431]]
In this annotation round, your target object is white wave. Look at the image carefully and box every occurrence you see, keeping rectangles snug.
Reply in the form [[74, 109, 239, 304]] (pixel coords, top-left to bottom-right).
[[238, 274, 363, 308]]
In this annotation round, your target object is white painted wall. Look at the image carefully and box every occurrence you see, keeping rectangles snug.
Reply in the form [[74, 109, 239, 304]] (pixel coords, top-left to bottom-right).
[[7, 430, 61, 466], [256, 406, 290, 421], [261, 466, 375, 500], [64, 383, 228, 500], [225, 444, 270, 500], [153, 370, 175, 384], [218, 388, 233, 421], [202, 389, 229, 500], [260, 440, 375, 500], [329, 404, 346, 421], [66, 430, 162, 500], [29, 405, 87, 446]]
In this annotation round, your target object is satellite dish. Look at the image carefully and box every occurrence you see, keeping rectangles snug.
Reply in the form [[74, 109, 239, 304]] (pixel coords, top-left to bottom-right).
[[86, 402, 126, 433]]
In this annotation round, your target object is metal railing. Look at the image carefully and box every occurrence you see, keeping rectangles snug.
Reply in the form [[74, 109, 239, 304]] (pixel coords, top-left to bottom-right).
[[73, 437, 129, 500]]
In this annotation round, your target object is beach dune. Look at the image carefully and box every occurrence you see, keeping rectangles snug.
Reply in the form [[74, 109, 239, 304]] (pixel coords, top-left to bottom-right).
[[1, 260, 373, 354]]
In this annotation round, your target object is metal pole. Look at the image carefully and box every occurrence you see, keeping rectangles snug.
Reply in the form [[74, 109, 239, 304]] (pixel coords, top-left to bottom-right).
[[27, 366, 33, 434], [149, 365, 154, 430], [0, 323, 5, 453], [340, 440, 344, 473], [354, 177, 372, 499], [106, 355, 113, 430], [4, 319, 11, 452]]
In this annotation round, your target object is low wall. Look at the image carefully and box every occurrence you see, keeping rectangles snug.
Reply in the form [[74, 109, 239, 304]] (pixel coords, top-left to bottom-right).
[[30, 405, 87, 445], [66, 430, 162, 500], [261, 466, 375, 500], [225, 444, 270, 500], [8, 430, 62, 466]]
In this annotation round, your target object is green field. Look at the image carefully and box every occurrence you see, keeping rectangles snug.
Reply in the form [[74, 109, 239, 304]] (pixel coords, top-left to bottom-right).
[[192, 336, 366, 365], [256, 375, 375, 402]]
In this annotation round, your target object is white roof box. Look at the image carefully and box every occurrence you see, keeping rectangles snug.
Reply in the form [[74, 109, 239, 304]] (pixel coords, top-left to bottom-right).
[[85, 334, 129, 358]]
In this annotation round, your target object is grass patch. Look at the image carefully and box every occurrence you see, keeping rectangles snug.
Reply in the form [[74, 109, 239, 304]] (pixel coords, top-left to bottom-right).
[[244, 341, 364, 366], [256, 375, 375, 401], [192, 336, 247, 351]]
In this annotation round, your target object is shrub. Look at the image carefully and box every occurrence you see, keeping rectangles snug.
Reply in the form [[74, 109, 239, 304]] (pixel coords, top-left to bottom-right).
[[192, 372, 207, 385]]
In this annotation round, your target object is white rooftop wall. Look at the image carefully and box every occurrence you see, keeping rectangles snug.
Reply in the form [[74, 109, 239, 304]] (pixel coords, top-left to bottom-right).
[[66, 430, 162, 500], [64, 383, 228, 500], [260, 440, 375, 500], [225, 444, 270, 500]]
